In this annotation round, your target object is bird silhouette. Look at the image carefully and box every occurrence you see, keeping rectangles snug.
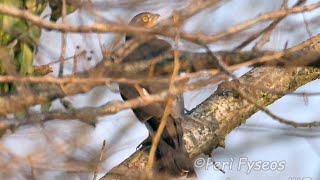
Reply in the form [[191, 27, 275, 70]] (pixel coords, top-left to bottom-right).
[[119, 12, 193, 177]]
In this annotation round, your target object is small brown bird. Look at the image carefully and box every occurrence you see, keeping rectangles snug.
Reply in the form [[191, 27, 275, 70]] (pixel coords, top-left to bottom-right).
[[119, 12, 192, 176]]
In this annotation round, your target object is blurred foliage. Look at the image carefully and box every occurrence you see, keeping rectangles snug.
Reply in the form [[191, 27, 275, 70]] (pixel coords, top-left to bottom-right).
[[0, 0, 47, 95], [48, 0, 77, 22], [0, 0, 76, 95]]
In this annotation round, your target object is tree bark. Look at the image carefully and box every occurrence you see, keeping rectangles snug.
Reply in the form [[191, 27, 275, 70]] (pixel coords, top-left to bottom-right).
[[101, 66, 320, 179]]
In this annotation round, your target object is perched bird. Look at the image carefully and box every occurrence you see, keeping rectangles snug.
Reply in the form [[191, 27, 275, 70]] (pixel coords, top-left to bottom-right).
[[119, 12, 192, 176]]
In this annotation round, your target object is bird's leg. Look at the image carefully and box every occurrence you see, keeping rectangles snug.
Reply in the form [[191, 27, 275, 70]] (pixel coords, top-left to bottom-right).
[[136, 122, 156, 150], [170, 94, 187, 148], [136, 135, 152, 150], [175, 94, 186, 116]]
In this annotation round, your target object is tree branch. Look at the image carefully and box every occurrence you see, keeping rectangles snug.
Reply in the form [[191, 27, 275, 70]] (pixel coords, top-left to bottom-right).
[[0, 2, 319, 44], [101, 65, 320, 179]]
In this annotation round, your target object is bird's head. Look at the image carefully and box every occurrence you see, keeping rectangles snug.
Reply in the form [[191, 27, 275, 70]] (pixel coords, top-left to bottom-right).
[[129, 12, 160, 28]]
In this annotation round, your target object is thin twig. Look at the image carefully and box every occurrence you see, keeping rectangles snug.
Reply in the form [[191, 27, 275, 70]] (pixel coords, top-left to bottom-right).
[[302, 12, 313, 38], [0, 2, 319, 44], [58, 0, 67, 77], [232, 82, 320, 127], [228, 32, 320, 71], [145, 12, 182, 177], [93, 140, 106, 180], [234, 0, 305, 50]]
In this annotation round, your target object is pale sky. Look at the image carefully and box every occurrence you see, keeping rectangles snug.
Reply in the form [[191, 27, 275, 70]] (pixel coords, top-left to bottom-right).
[[3, 0, 320, 179]]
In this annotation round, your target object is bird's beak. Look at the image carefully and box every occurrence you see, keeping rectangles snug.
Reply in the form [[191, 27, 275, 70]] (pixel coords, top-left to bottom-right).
[[146, 14, 160, 28], [154, 14, 160, 20], [152, 14, 160, 23]]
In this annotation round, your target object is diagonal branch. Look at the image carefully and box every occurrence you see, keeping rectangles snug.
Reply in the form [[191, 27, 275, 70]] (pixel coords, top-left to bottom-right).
[[0, 33, 319, 116], [101, 65, 320, 179], [0, 2, 319, 44]]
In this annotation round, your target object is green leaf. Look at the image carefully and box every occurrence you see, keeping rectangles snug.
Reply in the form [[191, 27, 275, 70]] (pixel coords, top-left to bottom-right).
[[0, 0, 22, 32], [1, 13, 16, 33], [26, 0, 47, 15], [19, 43, 33, 75], [3, 83, 9, 93], [28, 26, 41, 43]]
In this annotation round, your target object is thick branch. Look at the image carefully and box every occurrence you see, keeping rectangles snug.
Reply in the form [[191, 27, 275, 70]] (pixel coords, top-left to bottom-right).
[[14, 33, 320, 180], [102, 66, 320, 179]]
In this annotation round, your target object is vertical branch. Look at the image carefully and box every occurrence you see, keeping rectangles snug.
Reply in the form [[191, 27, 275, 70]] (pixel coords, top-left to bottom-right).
[[145, 12, 182, 177], [93, 140, 106, 180], [58, 0, 67, 77], [302, 12, 313, 38]]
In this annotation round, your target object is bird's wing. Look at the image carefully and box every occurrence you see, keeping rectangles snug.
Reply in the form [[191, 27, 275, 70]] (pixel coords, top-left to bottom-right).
[[122, 37, 171, 63], [120, 37, 172, 121], [119, 84, 164, 121], [119, 37, 183, 145]]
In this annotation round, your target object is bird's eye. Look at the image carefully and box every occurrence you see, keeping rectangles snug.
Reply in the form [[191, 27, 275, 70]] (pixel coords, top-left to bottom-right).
[[142, 17, 149, 22]]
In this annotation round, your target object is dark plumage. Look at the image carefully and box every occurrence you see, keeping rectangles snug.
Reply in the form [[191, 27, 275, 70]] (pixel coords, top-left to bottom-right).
[[119, 12, 192, 176]]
